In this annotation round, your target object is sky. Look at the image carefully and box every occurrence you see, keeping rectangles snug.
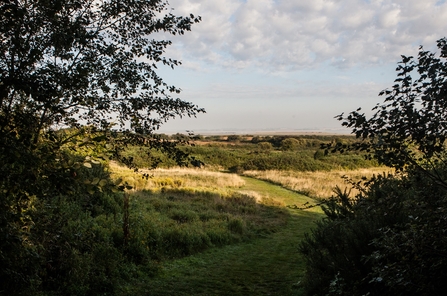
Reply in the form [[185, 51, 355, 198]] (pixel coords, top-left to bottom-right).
[[155, 0, 447, 134]]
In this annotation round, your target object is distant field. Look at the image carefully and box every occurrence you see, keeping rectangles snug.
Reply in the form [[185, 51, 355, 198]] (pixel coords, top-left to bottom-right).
[[121, 133, 384, 198], [163, 130, 349, 136]]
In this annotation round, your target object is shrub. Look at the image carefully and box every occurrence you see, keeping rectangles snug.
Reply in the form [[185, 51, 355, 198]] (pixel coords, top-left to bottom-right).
[[227, 135, 242, 142], [257, 141, 274, 151], [229, 165, 245, 174], [227, 218, 246, 235], [299, 177, 411, 295], [281, 138, 300, 151], [302, 38, 447, 295], [251, 136, 263, 143], [313, 149, 325, 160]]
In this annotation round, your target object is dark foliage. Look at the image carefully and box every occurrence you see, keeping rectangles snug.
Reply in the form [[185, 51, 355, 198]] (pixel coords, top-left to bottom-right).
[[302, 38, 447, 295], [324, 38, 447, 188], [0, 0, 201, 294], [300, 171, 447, 295]]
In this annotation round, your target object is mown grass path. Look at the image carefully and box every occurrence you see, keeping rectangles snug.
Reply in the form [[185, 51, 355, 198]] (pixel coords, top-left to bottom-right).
[[123, 177, 323, 295]]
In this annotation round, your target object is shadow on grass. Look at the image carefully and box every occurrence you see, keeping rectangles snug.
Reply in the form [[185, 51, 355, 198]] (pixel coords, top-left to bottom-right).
[[119, 178, 324, 295]]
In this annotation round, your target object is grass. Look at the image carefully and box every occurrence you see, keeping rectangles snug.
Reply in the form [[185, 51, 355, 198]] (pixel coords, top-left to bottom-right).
[[243, 167, 393, 199], [118, 177, 323, 296], [109, 163, 293, 264], [109, 161, 245, 192], [109, 145, 386, 295], [127, 188, 289, 259]]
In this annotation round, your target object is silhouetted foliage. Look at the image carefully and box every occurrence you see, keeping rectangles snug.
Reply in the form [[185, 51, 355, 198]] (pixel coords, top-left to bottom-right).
[[324, 37, 447, 188], [227, 135, 242, 142], [302, 38, 447, 295], [0, 0, 201, 293]]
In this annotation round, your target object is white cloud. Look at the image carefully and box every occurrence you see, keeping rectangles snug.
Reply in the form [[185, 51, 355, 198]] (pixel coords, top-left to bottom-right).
[[163, 0, 447, 72], [149, 0, 447, 132]]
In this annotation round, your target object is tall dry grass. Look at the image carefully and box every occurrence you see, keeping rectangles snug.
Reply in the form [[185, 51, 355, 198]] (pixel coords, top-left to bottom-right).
[[109, 161, 245, 193], [243, 167, 393, 199]]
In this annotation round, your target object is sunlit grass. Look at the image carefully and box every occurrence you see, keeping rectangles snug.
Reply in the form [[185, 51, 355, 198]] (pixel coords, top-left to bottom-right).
[[243, 167, 393, 199], [118, 176, 323, 296], [108, 151, 387, 295], [107, 162, 290, 264], [109, 161, 245, 193]]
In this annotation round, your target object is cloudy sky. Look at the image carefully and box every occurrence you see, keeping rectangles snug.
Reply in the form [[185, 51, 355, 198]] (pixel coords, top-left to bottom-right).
[[156, 0, 447, 134]]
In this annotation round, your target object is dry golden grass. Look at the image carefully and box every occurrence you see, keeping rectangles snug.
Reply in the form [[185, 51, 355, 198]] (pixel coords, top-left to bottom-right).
[[109, 161, 245, 193], [243, 167, 393, 199], [108, 162, 392, 201]]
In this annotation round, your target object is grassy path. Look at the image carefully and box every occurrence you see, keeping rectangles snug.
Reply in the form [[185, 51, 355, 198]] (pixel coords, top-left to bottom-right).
[[122, 177, 323, 295]]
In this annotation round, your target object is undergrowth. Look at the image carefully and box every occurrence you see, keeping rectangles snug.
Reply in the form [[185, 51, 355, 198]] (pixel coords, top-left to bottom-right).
[[127, 188, 288, 261]]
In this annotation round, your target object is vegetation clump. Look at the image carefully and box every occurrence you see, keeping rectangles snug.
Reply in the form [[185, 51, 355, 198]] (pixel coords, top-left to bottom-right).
[[281, 138, 300, 151], [300, 38, 447, 295]]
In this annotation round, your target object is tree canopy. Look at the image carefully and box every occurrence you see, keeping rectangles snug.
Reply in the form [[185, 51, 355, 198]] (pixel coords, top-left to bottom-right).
[[324, 38, 447, 187], [302, 38, 447, 295], [0, 1, 202, 293], [1, 0, 203, 136]]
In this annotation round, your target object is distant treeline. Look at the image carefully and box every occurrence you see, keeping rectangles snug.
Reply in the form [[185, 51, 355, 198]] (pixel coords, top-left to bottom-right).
[[165, 133, 356, 147], [123, 134, 378, 172]]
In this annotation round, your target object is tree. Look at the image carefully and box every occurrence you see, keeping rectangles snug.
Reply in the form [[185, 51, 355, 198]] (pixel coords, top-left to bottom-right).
[[325, 38, 447, 187], [302, 38, 447, 295], [1, 0, 203, 136], [0, 0, 202, 292]]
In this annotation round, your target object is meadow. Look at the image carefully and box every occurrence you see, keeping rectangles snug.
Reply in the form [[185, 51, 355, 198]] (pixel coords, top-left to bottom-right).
[[109, 161, 291, 259], [108, 134, 383, 294]]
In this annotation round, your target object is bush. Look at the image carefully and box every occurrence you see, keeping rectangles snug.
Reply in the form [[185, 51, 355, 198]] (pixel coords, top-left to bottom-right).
[[313, 149, 325, 160], [28, 193, 130, 295], [300, 163, 447, 295], [280, 138, 300, 151], [228, 165, 245, 174], [257, 141, 274, 151], [227, 135, 242, 142], [251, 136, 263, 143], [302, 38, 447, 295], [299, 177, 404, 295]]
